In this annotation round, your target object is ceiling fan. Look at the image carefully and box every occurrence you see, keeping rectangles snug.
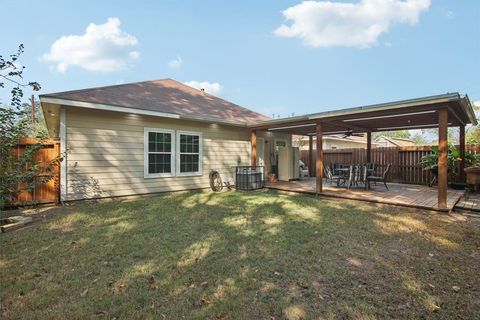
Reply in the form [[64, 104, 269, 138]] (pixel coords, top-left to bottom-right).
[[342, 128, 364, 138]]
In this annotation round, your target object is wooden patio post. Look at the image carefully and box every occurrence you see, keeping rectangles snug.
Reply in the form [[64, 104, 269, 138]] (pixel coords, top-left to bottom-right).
[[251, 130, 257, 166], [438, 109, 448, 209], [308, 135, 313, 176], [316, 123, 323, 194], [459, 125, 466, 183], [366, 131, 372, 163]]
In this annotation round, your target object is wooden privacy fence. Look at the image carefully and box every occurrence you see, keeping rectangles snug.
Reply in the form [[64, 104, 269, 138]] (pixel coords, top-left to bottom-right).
[[301, 144, 480, 185], [10, 138, 60, 205]]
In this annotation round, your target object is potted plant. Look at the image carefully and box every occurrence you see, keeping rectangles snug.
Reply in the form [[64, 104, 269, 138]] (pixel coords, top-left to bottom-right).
[[418, 145, 479, 189], [464, 165, 480, 191]]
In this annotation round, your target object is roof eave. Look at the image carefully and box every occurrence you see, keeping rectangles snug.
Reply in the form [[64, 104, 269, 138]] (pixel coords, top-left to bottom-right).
[[248, 93, 471, 128], [460, 95, 478, 126]]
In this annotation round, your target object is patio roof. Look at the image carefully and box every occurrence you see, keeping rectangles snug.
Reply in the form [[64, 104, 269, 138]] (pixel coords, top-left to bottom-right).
[[249, 92, 476, 210], [249, 93, 476, 135]]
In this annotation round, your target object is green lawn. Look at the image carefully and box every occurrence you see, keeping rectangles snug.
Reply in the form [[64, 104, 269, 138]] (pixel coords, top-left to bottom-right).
[[1, 190, 479, 319]]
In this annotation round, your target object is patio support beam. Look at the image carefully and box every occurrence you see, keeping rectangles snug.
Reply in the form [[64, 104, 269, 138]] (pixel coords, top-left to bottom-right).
[[438, 109, 448, 209], [366, 131, 372, 163], [316, 122, 323, 194], [308, 135, 313, 177], [459, 125, 466, 183], [251, 130, 257, 166]]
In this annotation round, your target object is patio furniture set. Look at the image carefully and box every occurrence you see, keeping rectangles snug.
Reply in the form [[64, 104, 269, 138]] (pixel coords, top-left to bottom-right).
[[324, 163, 392, 190]]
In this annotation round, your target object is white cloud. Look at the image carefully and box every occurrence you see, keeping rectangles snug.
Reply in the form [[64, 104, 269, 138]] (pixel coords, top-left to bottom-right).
[[184, 81, 223, 96], [274, 0, 431, 48], [129, 51, 140, 59], [474, 100, 480, 107], [42, 17, 139, 73], [168, 56, 183, 69]]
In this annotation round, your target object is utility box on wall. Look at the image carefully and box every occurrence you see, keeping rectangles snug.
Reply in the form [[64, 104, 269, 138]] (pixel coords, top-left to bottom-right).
[[278, 147, 300, 181]]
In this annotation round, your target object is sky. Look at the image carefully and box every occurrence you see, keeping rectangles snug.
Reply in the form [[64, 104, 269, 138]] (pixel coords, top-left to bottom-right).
[[1, 0, 479, 118]]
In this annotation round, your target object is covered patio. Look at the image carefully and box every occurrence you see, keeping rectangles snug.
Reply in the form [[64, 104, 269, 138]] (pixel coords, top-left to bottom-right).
[[249, 93, 477, 211]]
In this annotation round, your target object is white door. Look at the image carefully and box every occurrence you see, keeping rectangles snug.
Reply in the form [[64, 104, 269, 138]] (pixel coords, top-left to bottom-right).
[[257, 138, 265, 166]]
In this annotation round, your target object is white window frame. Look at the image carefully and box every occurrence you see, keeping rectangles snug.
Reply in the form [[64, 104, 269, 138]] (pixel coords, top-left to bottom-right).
[[144, 128, 176, 178], [176, 130, 203, 177], [274, 138, 288, 150]]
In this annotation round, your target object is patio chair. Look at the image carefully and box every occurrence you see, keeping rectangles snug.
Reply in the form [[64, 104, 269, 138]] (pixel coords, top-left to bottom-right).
[[346, 165, 363, 189], [361, 164, 369, 189], [324, 166, 343, 185], [366, 163, 392, 190], [366, 163, 376, 176], [299, 160, 310, 179]]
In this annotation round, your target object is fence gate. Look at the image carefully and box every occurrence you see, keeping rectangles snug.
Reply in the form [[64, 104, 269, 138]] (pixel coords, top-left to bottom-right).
[[11, 138, 61, 205]]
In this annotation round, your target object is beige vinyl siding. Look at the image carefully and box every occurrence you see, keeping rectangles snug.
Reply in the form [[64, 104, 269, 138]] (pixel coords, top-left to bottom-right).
[[65, 107, 257, 200]]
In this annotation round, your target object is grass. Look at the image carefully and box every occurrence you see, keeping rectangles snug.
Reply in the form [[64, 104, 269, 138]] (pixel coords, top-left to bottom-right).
[[1, 190, 479, 319]]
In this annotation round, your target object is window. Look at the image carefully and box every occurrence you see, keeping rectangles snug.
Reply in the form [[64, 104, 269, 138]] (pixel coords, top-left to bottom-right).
[[275, 139, 287, 152], [177, 131, 202, 176], [378, 141, 388, 148], [144, 128, 203, 178], [144, 128, 175, 177]]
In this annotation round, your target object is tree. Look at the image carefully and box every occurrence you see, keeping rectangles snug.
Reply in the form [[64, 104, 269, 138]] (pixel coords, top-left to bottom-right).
[[466, 127, 480, 143], [373, 130, 411, 140], [411, 132, 428, 145], [466, 102, 480, 143], [0, 45, 59, 208], [292, 135, 309, 148], [17, 100, 48, 137]]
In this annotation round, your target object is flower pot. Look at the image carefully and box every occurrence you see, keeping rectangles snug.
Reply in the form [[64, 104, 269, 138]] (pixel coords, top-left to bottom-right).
[[465, 166, 480, 185], [268, 173, 277, 183]]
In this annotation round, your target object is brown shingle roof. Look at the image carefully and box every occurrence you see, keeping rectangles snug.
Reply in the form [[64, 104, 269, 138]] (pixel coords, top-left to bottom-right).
[[41, 78, 269, 124], [375, 136, 415, 147]]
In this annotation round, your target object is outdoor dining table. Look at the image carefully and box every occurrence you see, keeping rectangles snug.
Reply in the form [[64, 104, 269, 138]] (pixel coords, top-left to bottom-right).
[[334, 166, 375, 175], [333, 166, 375, 188], [334, 167, 349, 176]]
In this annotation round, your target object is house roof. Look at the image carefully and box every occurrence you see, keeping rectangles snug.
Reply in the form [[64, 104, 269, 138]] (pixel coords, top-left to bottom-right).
[[40, 78, 269, 125], [296, 134, 379, 145], [375, 136, 415, 147]]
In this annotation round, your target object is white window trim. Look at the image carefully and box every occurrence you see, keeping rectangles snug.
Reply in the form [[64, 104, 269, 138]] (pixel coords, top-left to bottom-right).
[[274, 138, 288, 149], [60, 108, 67, 201], [176, 130, 203, 177], [144, 128, 176, 178]]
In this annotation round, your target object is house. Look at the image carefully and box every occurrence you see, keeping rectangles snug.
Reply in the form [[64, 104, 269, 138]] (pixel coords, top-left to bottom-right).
[[40, 82, 476, 209], [374, 136, 415, 147], [40, 79, 291, 201], [294, 134, 379, 150]]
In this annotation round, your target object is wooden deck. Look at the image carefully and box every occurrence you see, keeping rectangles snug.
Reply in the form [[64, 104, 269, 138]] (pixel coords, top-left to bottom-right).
[[266, 178, 465, 212], [454, 193, 480, 212]]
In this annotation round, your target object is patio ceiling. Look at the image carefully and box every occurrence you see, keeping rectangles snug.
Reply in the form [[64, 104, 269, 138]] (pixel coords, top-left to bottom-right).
[[249, 93, 476, 135]]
